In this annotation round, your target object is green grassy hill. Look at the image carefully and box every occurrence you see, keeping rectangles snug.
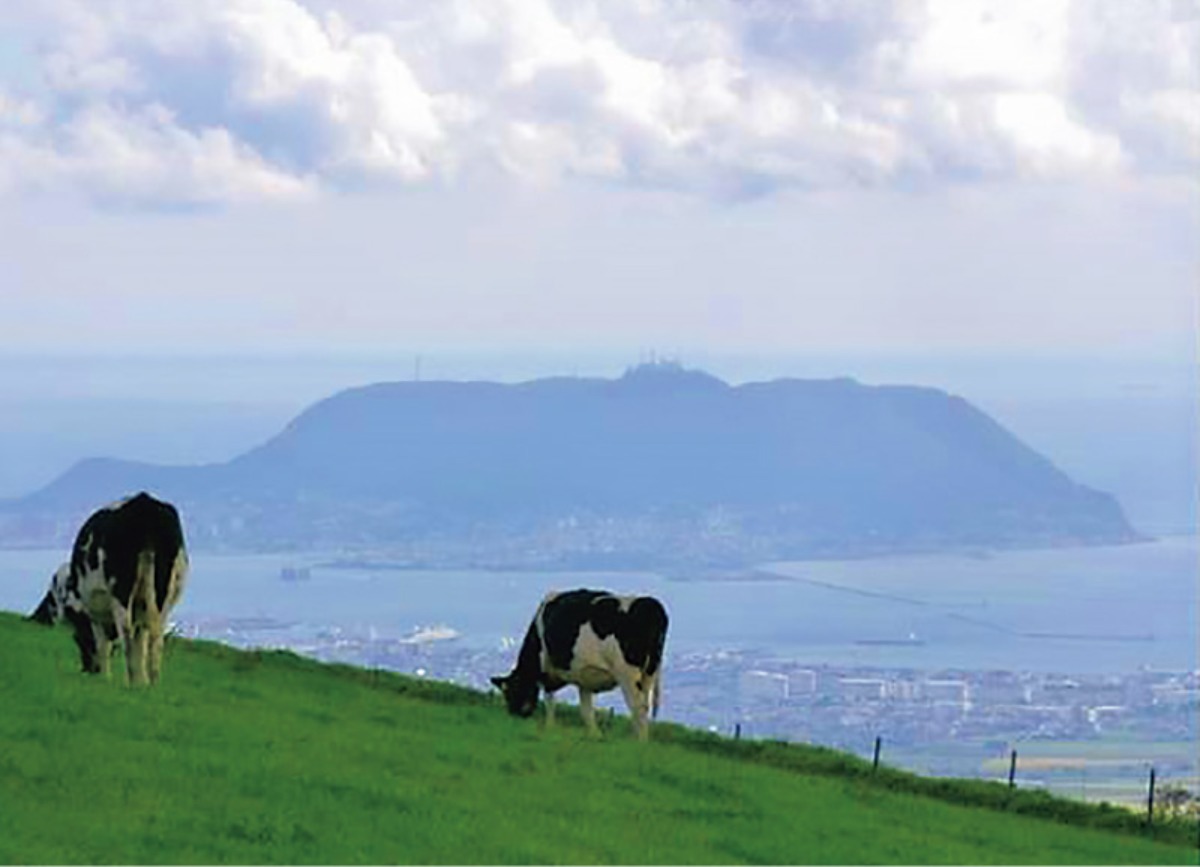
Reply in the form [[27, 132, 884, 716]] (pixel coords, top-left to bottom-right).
[[0, 611, 1194, 865]]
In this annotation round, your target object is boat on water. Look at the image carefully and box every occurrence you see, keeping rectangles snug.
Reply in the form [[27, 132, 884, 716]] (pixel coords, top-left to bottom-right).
[[855, 632, 926, 647], [399, 624, 461, 645]]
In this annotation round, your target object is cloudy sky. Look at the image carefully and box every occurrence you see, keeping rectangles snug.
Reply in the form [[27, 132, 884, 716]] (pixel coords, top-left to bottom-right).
[[1, 0, 1196, 361]]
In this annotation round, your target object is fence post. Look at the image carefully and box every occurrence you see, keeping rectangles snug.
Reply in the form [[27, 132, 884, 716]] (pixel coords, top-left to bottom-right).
[[872, 736, 882, 772], [734, 722, 741, 741], [1008, 749, 1018, 789], [1146, 766, 1156, 826]]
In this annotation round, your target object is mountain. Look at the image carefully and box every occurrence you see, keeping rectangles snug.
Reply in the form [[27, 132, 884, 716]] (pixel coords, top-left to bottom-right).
[[0, 363, 1139, 566]]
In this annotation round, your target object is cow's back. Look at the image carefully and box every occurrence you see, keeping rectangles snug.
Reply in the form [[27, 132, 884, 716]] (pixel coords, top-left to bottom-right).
[[607, 596, 668, 676], [71, 492, 187, 611], [538, 589, 668, 676], [538, 589, 610, 673]]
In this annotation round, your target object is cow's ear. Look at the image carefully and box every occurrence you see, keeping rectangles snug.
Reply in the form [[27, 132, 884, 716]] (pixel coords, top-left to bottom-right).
[[29, 592, 55, 625]]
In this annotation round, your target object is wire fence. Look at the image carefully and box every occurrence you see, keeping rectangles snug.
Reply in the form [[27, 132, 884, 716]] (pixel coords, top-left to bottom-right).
[[717, 722, 1200, 825]]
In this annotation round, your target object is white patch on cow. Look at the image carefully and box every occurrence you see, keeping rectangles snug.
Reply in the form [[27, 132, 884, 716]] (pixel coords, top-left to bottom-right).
[[574, 665, 619, 692], [75, 545, 113, 620], [543, 623, 623, 692], [47, 563, 72, 618]]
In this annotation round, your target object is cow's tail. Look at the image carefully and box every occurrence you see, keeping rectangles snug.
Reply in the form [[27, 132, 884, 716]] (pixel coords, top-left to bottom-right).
[[647, 601, 668, 720], [133, 547, 157, 621]]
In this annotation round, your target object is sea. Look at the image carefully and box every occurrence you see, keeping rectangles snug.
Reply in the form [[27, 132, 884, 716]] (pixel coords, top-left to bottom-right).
[[2, 535, 1196, 676]]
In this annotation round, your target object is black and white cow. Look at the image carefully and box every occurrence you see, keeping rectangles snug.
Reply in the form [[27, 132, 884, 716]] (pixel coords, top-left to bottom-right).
[[30, 492, 189, 685], [491, 589, 668, 741]]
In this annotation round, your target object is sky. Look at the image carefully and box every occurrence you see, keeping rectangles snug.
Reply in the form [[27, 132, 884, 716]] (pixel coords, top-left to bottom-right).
[[0, 0, 1196, 361], [0, 1, 1196, 529]]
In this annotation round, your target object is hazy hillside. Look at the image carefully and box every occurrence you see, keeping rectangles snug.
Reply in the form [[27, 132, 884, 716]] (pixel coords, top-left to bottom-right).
[[0, 363, 1138, 565], [0, 612, 1193, 864]]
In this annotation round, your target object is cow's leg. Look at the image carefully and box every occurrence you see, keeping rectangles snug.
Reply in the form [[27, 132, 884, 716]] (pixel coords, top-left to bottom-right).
[[147, 620, 166, 684], [81, 619, 106, 677], [151, 553, 186, 684], [543, 688, 556, 728], [649, 669, 663, 719], [618, 675, 651, 741], [137, 597, 165, 686], [116, 602, 148, 686], [89, 621, 112, 676], [129, 622, 150, 686], [578, 688, 600, 737], [117, 604, 135, 684]]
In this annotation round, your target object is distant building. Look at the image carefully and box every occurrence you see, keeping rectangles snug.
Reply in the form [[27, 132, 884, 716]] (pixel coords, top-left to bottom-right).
[[740, 670, 790, 703], [1031, 678, 1080, 705], [1086, 705, 1129, 732], [923, 679, 970, 707], [840, 677, 887, 702], [886, 679, 920, 702], [789, 669, 818, 696], [973, 672, 1032, 705], [1151, 685, 1200, 707]]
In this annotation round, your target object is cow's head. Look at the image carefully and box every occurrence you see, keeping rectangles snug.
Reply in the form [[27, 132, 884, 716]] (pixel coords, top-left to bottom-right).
[[28, 564, 70, 625], [490, 672, 539, 718]]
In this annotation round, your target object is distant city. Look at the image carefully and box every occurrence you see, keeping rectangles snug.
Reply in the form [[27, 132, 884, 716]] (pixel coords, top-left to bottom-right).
[[175, 614, 1199, 807]]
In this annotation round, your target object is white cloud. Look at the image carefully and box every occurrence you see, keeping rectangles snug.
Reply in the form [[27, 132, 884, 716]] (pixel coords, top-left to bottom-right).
[[0, 86, 315, 204], [0, 0, 1195, 205], [897, 0, 1071, 91], [63, 103, 318, 204], [0, 91, 44, 129], [992, 92, 1124, 176], [1125, 89, 1200, 164]]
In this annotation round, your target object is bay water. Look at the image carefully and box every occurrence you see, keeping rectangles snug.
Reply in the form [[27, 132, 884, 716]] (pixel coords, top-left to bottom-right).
[[3, 536, 1195, 676]]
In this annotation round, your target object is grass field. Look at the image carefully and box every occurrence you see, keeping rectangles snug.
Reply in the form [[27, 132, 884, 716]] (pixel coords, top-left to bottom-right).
[[0, 611, 1196, 864]]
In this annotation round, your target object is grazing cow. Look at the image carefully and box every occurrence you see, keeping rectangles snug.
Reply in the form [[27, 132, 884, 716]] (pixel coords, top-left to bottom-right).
[[30, 492, 189, 685], [491, 589, 668, 741]]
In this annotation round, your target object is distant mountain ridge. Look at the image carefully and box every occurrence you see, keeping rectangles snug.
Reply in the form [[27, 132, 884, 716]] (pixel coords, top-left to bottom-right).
[[0, 363, 1139, 566]]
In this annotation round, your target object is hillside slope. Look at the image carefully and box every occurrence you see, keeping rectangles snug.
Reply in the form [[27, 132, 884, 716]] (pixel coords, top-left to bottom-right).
[[1, 364, 1136, 565], [0, 612, 1191, 865]]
